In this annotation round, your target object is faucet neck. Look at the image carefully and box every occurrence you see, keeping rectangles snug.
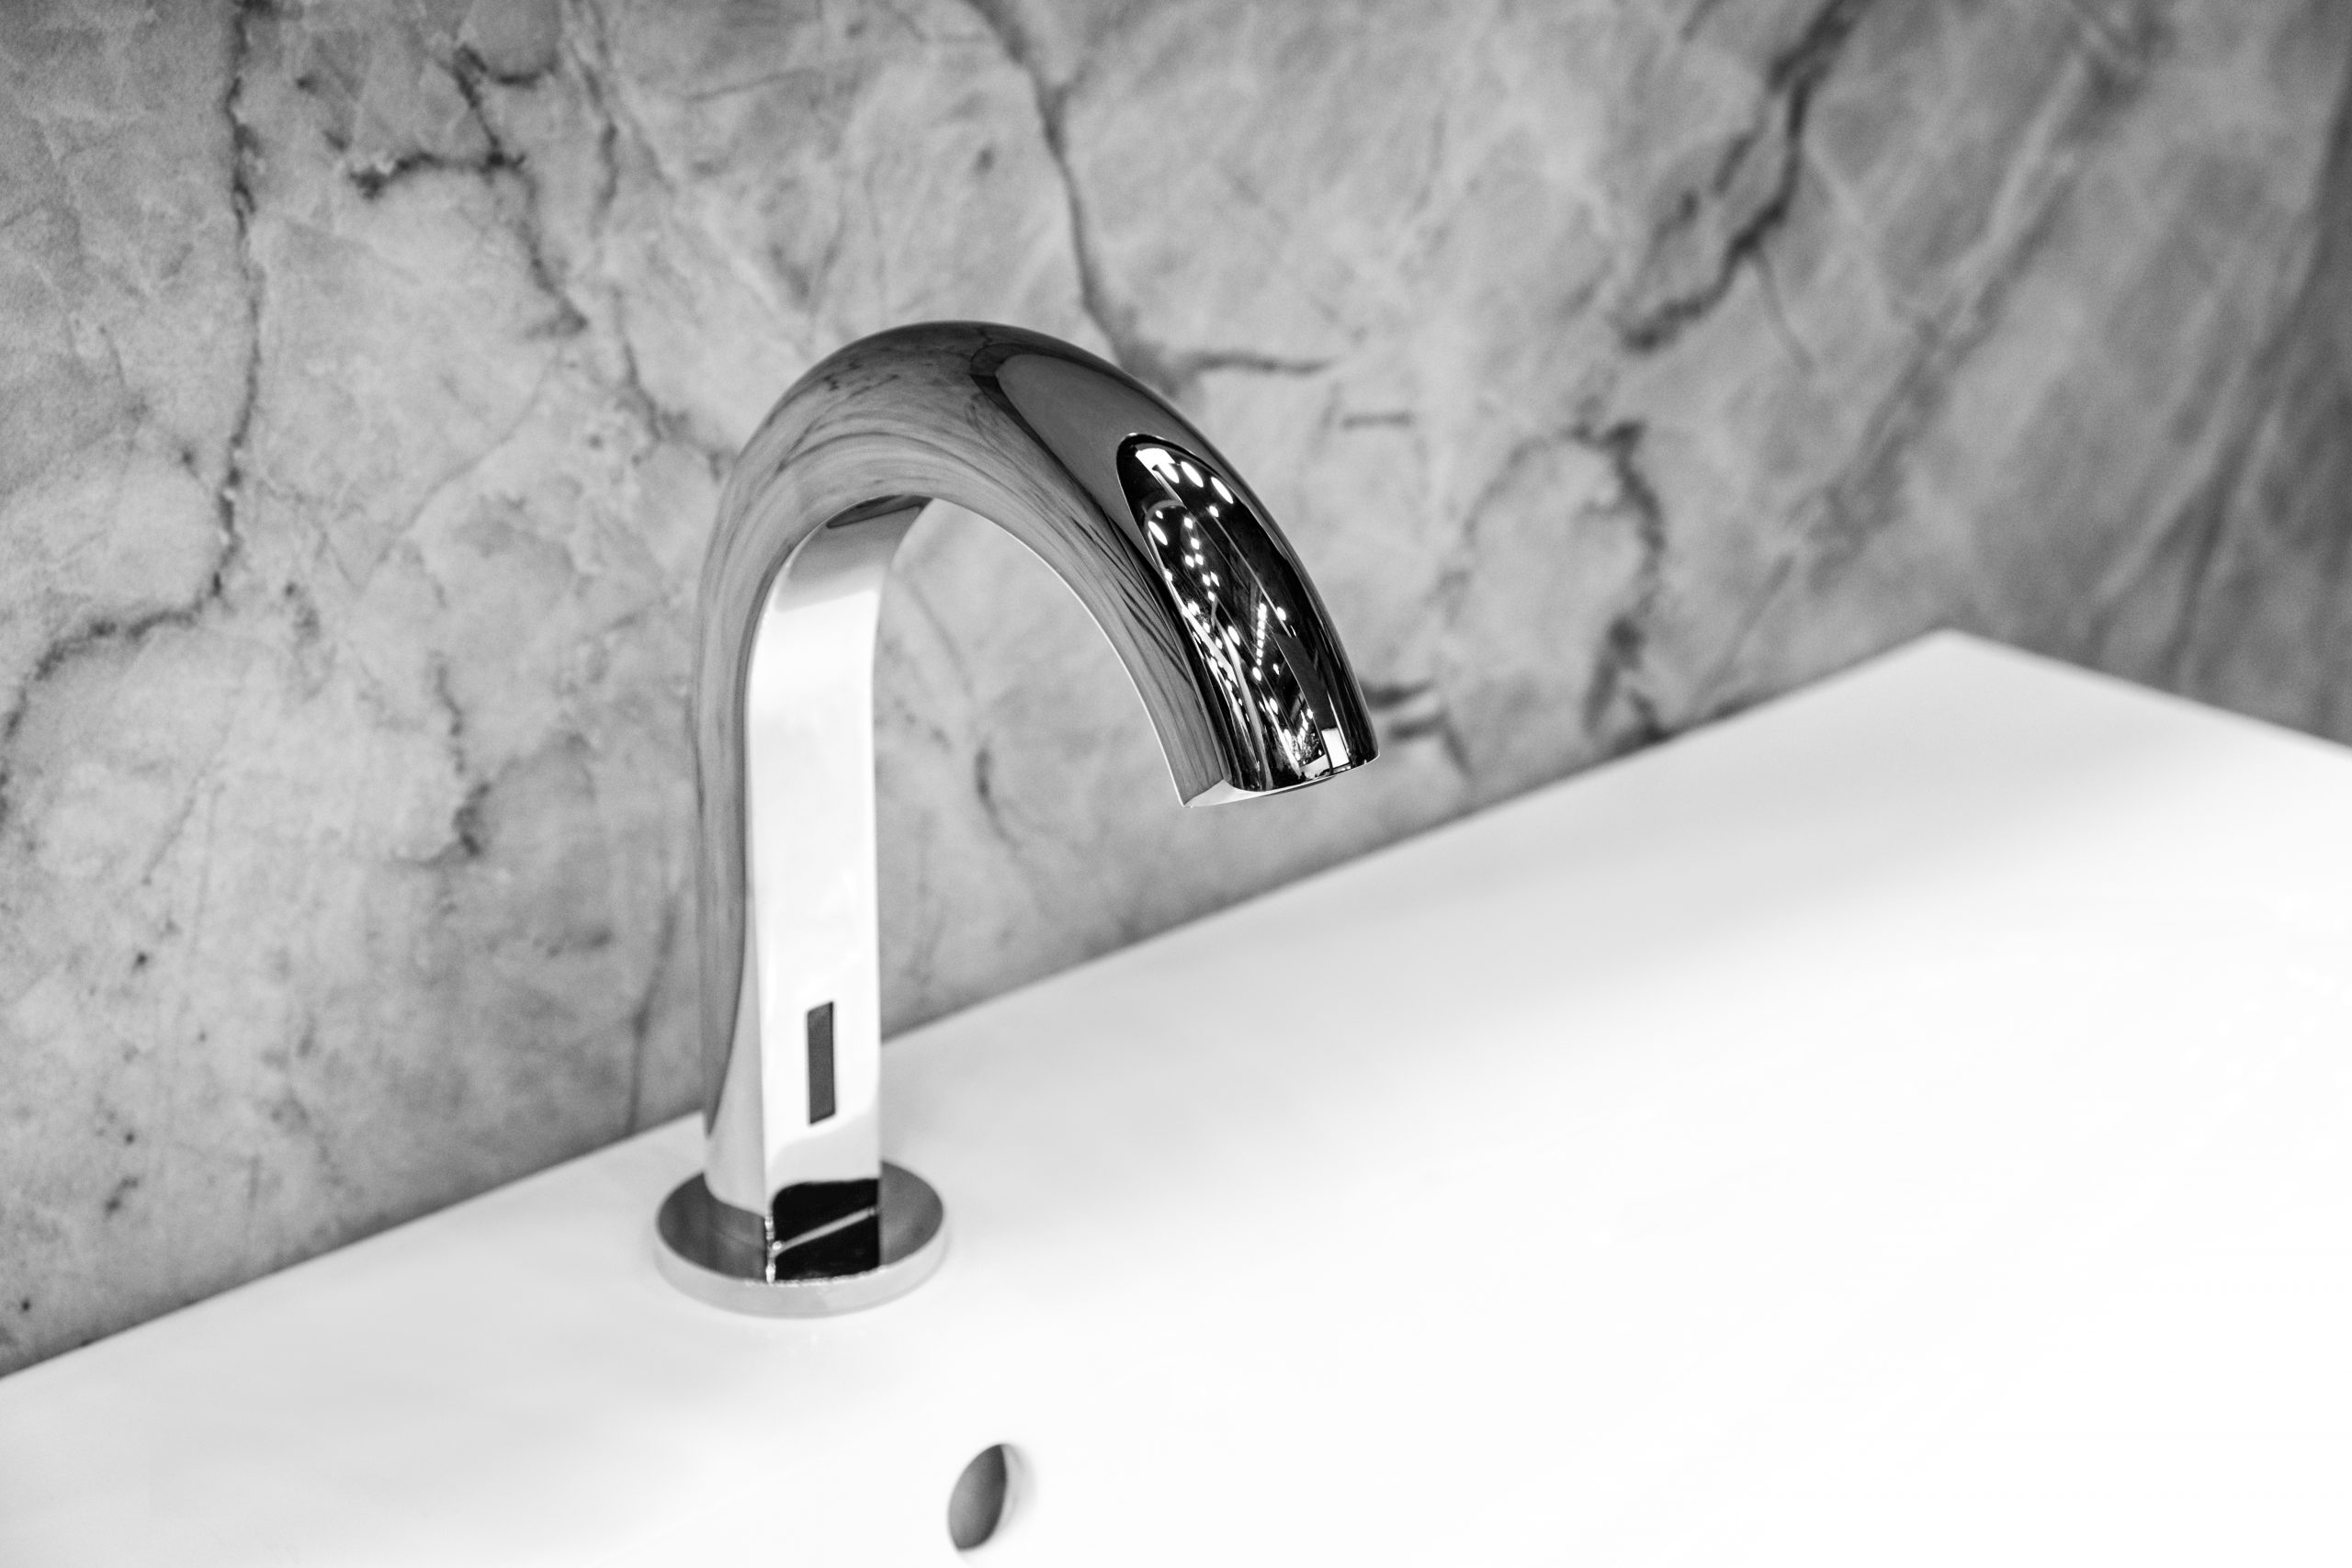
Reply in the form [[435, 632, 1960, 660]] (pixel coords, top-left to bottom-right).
[[702, 503, 919, 1253]]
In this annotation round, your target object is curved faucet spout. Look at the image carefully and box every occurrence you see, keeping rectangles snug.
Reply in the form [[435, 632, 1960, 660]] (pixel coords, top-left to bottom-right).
[[654, 321, 1376, 1314]]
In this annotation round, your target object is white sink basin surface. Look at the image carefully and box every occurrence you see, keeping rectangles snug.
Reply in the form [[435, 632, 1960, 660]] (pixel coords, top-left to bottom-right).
[[4, 633, 2347, 1564]]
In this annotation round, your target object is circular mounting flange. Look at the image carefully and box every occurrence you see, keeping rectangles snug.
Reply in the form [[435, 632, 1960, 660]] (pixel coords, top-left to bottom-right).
[[654, 1162, 947, 1317]]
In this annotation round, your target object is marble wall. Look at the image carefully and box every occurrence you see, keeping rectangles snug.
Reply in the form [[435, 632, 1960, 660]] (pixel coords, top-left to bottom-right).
[[4, 0, 2347, 1374]]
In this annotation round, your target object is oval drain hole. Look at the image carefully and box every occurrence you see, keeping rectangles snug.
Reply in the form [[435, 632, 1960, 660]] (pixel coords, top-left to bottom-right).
[[947, 1443, 1022, 1552]]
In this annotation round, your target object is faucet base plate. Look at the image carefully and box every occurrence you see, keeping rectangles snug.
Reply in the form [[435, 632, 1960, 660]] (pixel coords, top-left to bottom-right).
[[653, 1163, 947, 1316]]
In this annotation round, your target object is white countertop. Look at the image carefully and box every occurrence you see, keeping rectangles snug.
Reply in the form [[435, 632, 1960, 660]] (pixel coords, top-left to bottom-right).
[[5, 633, 2348, 1564]]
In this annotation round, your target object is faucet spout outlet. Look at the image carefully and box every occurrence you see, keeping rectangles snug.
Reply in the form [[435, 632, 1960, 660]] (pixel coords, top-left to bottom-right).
[[654, 322, 1376, 1316]]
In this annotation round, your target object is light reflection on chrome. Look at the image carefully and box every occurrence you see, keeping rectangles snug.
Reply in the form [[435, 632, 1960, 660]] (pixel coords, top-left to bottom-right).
[[1120, 436, 1359, 793]]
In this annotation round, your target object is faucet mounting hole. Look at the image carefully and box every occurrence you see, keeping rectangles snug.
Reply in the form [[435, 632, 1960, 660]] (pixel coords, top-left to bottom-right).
[[947, 1443, 1023, 1552]]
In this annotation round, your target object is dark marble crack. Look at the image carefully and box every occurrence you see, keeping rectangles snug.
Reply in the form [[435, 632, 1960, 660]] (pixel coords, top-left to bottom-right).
[[0, 7, 263, 836], [221, 1, 265, 585], [4, 610, 209, 744], [572, 28, 625, 233], [347, 45, 587, 342], [1570, 420, 1669, 749], [423, 655, 493, 866], [437, 777, 492, 863], [1619, 0, 1878, 354], [453, 48, 590, 340], [965, 0, 1329, 401], [347, 145, 514, 200], [429, 656, 470, 777], [462, 46, 557, 91], [610, 329, 718, 467], [100, 1175, 141, 1220], [969, 741, 1017, 846]]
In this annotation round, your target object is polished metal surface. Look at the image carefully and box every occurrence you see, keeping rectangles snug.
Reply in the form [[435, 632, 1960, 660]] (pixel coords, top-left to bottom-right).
[[658, 321, 1376, 1313], [655, 1163, 946, 1317]]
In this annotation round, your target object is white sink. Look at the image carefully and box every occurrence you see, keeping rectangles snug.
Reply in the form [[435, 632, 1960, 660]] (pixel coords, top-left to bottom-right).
[[6, 633, 2347, 1564]]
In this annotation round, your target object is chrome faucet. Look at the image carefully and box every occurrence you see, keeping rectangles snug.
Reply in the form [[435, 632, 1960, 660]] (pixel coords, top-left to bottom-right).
[[653, 322, 1377, 1315]]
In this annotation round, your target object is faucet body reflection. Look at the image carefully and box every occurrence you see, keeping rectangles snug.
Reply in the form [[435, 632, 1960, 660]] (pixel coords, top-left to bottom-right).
[[654, 322, 1377, 1314]]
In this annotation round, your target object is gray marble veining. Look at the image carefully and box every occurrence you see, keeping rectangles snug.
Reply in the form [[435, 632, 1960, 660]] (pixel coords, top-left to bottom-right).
[[4, 0, 2348, 1374]]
